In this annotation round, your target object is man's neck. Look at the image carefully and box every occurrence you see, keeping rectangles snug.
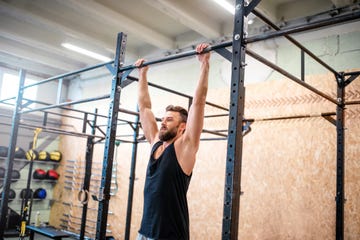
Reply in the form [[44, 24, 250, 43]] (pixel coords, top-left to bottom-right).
[[162, 134, 182, 148]]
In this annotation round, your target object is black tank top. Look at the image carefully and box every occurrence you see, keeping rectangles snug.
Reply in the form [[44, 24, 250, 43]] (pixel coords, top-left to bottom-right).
[[139, 141, 192, 239]]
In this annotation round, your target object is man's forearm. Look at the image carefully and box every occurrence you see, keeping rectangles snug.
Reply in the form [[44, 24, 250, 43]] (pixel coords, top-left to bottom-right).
[[138, 73, 152, 110], [193, 61, 210, 105]]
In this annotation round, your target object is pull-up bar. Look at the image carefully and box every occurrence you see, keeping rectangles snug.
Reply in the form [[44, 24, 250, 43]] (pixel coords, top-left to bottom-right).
[[22, 61, 114, 89], [247, 8, 360, 45], [120, 41, 232, 71]]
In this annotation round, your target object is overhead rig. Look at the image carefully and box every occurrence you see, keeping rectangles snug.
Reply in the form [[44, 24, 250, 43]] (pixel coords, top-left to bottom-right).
[[0, 0, 359, 239]]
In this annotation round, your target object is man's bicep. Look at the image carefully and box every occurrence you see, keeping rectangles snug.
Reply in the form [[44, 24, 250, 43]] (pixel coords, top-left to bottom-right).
[[139, 108, 159, 144], [183, 105, 204, 147]]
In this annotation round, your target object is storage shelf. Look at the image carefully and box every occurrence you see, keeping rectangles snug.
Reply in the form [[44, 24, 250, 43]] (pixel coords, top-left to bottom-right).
[[0, 157, 60, 165]]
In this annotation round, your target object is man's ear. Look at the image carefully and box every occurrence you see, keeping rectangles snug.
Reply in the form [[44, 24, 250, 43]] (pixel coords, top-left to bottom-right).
[[179, 122, 186, 134]]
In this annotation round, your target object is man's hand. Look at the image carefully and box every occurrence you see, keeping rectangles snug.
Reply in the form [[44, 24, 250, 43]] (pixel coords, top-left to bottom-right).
[[196, 43, 210, 63], [135, 58, 149, 76]]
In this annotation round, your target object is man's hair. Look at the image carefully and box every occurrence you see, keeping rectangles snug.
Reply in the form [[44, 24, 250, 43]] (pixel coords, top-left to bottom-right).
[[166, 105, 188, 123]]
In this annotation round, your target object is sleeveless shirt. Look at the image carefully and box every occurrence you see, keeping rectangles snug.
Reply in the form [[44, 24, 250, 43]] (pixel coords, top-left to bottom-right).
[[139, 141, 192, 240]]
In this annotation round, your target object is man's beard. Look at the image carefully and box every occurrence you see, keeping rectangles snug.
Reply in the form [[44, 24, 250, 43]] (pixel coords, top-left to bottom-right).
[[159, 127, 177, 141]]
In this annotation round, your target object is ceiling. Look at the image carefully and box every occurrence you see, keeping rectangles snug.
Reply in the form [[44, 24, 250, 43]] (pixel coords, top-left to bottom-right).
[[0, 0, 358, 78]]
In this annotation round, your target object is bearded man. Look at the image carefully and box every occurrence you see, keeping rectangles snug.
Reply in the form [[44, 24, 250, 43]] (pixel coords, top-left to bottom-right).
[[135, 43, 210, 240]]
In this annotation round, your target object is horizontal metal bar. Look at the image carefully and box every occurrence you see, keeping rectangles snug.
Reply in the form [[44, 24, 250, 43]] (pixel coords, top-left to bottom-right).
[[22, 98, 133, 126], [251, 9, 340, 76], [96, 122, 134, 127], [120, 41, 232, 71], [202, 129, 228, 137], [0, 113, 63, 126], [343, 71, 360, 76], [1, 98, 92, 122], [0, 99, 131, 131], [248, 10, 360, 44], [345, 100, 360, 105], [0, 102, 13, 108], [23, 98, 109, 119], [23, 60, 114, 89], [246, 49, 338, 105], [7, 122, 104, 139], [21, 94, 110, 114], [244, 112, 336, 122], [208, 129, 228, 133], [0, 97, 16, 104], [119, 107, 140, 116], [204, 113, 229, 118], [112, 138, 136, 144], [200, 137, 227, 141]]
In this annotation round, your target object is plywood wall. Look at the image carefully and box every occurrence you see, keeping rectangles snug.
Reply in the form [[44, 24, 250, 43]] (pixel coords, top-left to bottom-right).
[[50, 71, 360, 239]]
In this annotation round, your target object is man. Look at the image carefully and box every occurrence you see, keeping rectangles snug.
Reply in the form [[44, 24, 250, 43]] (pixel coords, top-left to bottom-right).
[[135, 43, 210, 240]]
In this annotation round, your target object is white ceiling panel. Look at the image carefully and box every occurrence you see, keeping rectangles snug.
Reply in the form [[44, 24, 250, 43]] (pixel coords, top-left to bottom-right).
[[0, 0, 358, 78]]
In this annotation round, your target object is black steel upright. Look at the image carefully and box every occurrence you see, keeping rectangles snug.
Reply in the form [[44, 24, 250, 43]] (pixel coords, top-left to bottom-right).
[[0, 69, 26, 237], [335, 74, 345, 240], [80, 109, 98, 239], [124, 111, 140, 240], [95, 33, 127, 239], [222, 0, 246, 239]]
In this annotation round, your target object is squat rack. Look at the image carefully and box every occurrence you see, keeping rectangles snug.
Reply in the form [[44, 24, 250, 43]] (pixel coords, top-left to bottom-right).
[[0, 38, 229, 239], [0, 0, 359, 239], [110, 1, 359, 239], [0, 69, 228, 239], [96, 0, 359, 236]]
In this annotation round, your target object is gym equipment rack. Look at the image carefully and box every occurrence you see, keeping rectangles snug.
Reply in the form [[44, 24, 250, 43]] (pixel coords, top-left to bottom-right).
[[0, 0, 359, 239]]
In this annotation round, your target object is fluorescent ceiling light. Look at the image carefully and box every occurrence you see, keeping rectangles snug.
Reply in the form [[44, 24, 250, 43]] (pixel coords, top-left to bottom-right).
[[62, 43, 112, 62], [212, 0, 235, 15]]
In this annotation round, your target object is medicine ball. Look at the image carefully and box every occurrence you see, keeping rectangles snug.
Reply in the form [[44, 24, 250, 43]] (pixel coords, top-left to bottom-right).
[[9, 189, 16, 201], [14, 147, 26, 159], [49, 150, 62, 162], [34, 188, 47, 199], [0, 146, 8, 157], [46, 169, 59, 180], [26, 149, 39, 161], [1, 189, 16, 202], [0, 167, 5, 178], [33, 169, 46, 180], [11, 169, 21, 182], [20, 188, 33, 199], [38, 151, 51, 161]]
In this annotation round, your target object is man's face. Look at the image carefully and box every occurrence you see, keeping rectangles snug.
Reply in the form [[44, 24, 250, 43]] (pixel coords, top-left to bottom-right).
[[159, 111, 185, 141]]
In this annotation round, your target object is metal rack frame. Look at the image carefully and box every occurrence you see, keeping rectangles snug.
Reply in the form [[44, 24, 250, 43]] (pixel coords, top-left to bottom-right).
[[0, 37, 229, 240], [220, 1, 360, 240], [0, 0, 359, 239]]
